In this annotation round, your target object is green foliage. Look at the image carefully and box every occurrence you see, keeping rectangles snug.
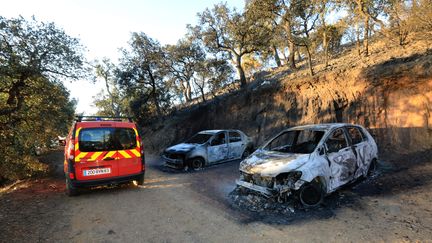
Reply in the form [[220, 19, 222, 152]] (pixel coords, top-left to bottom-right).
[[0, 16, 85, 183], [382, 0, 432, 44], [195, 57, 234, 100], [314, 22, 345, 54], [196, 2, 273, 86], [117, 32, 172, 124], [164, 38, 206, 103], [89, 0, 432, 129], [93, 58, 129, 116]]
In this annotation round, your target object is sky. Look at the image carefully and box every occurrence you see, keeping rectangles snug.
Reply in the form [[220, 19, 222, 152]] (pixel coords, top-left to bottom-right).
[[0, 0, 245, 114]]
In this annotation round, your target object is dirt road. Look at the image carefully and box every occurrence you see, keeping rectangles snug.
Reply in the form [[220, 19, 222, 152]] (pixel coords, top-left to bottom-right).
[[1, 150, 431, 242]]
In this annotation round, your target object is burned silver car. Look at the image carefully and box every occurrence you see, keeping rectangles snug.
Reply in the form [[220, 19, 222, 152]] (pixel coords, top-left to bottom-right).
[[236, 123, 378, 207], [163, 130, 254, 170]]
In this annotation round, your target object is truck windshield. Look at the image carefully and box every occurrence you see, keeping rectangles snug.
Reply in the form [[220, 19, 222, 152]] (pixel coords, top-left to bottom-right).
[[78, 128, 137, 152], [264, 129, 325, 154], [186, 133, 212, 144]]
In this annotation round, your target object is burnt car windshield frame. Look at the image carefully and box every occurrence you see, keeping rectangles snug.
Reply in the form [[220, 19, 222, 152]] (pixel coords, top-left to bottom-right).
[[185, 133, 213, 144], [262, 128, 326, 153]]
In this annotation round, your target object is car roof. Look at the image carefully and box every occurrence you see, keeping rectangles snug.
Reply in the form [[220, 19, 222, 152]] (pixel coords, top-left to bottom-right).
[[288, 123, 361, 131], [198, 129, 240, 135], [199, 130, 224, 134]]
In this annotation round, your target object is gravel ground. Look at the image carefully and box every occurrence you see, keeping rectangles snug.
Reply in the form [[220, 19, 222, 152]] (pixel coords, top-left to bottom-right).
[[0, 149, 431, 242]]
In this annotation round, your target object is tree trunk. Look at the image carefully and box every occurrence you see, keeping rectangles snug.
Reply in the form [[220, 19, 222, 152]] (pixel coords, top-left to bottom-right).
[[295, 49, 301, 62], [234, 54, 247, 87], [148, 71, 161, 116], [284, 22, 296, 69], [151, 86, 161, 116], [273, 45, 282, 67], [1, 80, 25, 116], [103, 79, 118, 116], [152, 85, 161, 116], [355, 22, 361, 56], [305, 45, 314, 76], [180, 81, 187, 103], [323, 32, 329, 67], [364, 14, 370, 56], [186, 81, 192, 102], [180, 80, 192, 102], [321, 11, 329, 68], [199, 86, 206, 103], [288, 41, 296, 69], [193, 78, 206, 103]]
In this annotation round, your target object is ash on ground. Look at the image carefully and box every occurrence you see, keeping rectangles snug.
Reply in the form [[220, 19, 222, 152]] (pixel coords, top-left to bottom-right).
[[228, 186, 299, 215]]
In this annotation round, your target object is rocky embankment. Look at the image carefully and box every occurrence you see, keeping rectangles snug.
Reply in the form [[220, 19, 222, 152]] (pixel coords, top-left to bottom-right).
[[142, 40, 432, 157]]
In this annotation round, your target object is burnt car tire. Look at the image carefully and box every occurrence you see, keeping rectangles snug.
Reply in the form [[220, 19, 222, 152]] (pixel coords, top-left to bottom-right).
[[190, 157, 205, 171], [136, 174, 145, 186], [366, 159, 378, 177], [65, 177, 78, 197], [298, 182, 324, 208]]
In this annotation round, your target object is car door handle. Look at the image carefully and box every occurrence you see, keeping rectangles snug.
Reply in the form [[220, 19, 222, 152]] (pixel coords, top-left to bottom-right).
[[103, 157, 115, 161]]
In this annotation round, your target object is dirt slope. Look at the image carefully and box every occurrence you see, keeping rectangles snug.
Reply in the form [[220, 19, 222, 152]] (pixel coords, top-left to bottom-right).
[[142, 39, 432, 157]]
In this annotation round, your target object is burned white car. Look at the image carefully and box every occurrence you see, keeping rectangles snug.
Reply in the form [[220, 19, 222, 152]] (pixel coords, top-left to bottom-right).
[[236, 123, 378, 207], [163, 130, 254, 170]]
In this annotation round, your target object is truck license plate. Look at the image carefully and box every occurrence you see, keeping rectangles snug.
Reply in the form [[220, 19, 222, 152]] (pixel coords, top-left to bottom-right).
[[83, 168, 111, 176]]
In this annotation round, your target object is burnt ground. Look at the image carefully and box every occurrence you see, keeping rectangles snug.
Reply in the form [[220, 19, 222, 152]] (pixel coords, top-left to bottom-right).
[[0, 149, 431, 242]]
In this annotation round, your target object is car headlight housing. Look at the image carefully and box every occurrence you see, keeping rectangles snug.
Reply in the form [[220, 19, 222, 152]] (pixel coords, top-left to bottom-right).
[[275, 171, 303, 187]]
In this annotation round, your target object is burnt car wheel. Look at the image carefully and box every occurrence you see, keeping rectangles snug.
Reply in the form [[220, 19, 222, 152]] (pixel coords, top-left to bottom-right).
[[298, 182, 324, 208], [190, 157, 205, 171], [65, 177, 78, 197], [366, 159, 378, 177]]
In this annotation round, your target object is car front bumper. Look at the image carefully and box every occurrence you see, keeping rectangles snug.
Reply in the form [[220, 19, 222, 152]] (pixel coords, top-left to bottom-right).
[[236, 179, 275, 197], [162, 155, 185, 169]]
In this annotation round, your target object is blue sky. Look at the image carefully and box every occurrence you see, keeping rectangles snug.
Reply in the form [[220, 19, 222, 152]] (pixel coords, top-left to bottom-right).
[[0, 0, 245, 114]]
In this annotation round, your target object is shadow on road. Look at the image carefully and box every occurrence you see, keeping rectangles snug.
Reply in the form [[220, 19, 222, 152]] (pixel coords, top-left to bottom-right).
[[36, 148, 432, 226], [147, 149, 432, 226]]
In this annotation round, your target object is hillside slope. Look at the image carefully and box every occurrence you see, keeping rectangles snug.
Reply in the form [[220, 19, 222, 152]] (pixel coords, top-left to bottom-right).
[[142, 39, 432, 157]]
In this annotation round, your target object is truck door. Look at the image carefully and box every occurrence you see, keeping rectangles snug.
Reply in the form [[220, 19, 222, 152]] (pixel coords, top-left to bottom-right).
[[115, 125, 142, 176], [74, 126, 119, 181]]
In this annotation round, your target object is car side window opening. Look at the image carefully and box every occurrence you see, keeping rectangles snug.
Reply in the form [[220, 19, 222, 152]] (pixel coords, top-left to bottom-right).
[[228, 131, 242, 143], [265, 129, 324, 154], [347, 127, 364, 145], [211, 133, 226, 146], [325, 128, 348, 153]]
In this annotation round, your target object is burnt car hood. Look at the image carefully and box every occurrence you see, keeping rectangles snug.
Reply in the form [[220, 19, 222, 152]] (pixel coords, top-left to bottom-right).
[[239, 150, 310, 176], [165, 143, 197, 154]]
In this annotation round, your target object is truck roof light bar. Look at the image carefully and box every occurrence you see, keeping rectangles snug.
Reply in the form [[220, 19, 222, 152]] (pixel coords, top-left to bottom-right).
[[75, 116, 133, 122]]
